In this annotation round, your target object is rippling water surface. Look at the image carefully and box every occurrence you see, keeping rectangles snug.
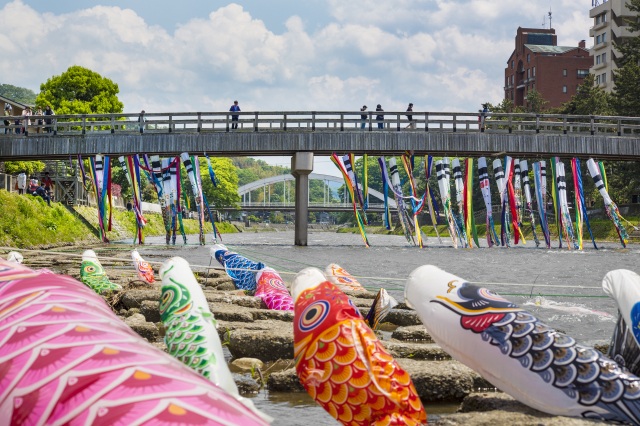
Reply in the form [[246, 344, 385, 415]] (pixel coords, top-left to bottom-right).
[[135, 230, 640, 424]]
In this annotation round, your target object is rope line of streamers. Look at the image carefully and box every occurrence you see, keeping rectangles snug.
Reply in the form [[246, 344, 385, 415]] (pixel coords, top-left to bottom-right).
[[0, 246, 608, 298]]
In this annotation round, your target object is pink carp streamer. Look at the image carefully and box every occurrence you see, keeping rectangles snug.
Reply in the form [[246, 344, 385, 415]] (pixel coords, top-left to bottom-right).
[[255, 267, 294, 311], [0, 260, 270, 426]]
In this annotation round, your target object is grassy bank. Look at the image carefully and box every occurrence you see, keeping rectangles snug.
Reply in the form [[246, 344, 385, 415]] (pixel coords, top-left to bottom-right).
[[0, 190, 237, 249]]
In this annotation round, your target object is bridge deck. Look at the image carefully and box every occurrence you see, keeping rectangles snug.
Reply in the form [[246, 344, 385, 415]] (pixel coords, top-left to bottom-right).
[[1, 111, 640, 160]]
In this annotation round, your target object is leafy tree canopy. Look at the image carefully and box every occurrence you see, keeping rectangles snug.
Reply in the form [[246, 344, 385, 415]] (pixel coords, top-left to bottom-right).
[[612, 63, 640, 116], [36, 66, 124, 114], [0, 84, 37, 104], [4, 161, 46, 176], [199, 157, 240, 208], [557, 74, 613, 116]]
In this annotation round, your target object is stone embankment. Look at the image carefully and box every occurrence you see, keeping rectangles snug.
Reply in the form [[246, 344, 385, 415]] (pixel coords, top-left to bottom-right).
[[20, 247, 602, 425]]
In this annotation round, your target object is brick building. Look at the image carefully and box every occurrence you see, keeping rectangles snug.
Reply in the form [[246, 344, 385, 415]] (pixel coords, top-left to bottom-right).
[[504, 27, 592, 109]]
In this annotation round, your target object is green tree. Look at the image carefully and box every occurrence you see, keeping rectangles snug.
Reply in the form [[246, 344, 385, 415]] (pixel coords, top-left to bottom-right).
[[3, 161, 45, 176], [0, 84, 37, 104], [525, 89, 549, 113], [199, 157, 240, 208], [558, 74, 613, 115], [612, 63, 640, 116], [36, 66, 124, 114]]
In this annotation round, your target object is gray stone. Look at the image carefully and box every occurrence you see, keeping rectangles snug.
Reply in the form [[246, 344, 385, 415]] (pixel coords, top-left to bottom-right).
[[391, 325, 434, 342], [124, 313, 159, 342], [249, 308, 294, 322], [234, 373, 262, 394], [140, 300, 161, 323], [433, 411, 599, 425], [267, 368, 305, 392], [382, 341, 451, 360], [225, 320, 293, 362], [398, 359, 478, 402], [343, 289, 376, 299], [459, 392, 540, 414], [119, 288, 161, 309], [204, 291, 264, 309], [232, 358, 265, 371], [209, 303, 255, 323], [384, 308, 423, 326]]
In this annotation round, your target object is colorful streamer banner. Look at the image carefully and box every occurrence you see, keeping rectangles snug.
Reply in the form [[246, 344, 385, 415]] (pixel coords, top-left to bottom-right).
[[532, 161, 551, 248], [332, 153, 370, 247], [463, 158, 479, 247]]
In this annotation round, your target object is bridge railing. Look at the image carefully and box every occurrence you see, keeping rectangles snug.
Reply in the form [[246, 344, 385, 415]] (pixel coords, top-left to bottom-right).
[[2, 111, 640, 136], [239, 201, 388, 209]]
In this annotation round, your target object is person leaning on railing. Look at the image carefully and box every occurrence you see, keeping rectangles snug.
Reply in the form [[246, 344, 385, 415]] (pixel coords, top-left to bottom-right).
[[3, 103, 11, 134], [44, 105, 54, 133]]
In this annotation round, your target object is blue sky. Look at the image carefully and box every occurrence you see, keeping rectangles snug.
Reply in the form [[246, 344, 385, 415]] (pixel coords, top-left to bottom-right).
[[0, 0, 593, 173]]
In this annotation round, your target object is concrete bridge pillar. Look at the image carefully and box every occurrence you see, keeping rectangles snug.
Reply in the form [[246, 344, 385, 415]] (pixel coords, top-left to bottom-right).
[[291, 152, 313, 246]]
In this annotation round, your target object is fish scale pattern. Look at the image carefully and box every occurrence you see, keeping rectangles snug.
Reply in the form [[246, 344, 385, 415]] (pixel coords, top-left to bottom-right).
[[294, 280, 426, 425], [213, 247, 264, 293], [471, 295, 640, 423], [255, 268, 294, 311], [79, 251, 122, 294], [0, 260, 269, 426]]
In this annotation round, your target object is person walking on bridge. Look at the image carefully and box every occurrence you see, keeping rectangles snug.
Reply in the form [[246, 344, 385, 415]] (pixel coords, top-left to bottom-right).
[[376, 104, 384, 129], [230, 100, 240, 129], [405, 103, 415, 129], [138, 110, 146, 134], [44, 105, 54, 133], [360, 105, 367, 129]]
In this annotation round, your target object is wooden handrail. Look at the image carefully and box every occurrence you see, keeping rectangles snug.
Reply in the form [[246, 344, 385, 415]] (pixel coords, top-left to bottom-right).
[[2, 111, 640, 137]]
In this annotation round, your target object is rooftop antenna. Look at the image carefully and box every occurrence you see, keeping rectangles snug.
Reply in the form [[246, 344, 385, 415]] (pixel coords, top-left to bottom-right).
[[548, 8, 552, 29]]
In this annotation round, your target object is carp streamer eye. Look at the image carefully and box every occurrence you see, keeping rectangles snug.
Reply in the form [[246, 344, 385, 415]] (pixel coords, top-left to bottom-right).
[[299, 300, 330, 332], [268, 278, 286, 290], [479, 287, 509, 303], [84, 265, 96, 273]]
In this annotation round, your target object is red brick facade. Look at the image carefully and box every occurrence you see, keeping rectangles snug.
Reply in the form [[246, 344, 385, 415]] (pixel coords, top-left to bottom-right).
[[504, 27, 592, 109]]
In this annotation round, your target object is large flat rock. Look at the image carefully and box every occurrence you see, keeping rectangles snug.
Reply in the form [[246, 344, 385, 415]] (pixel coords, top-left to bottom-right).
[[382, 341, 450, 360], [222, 319, 294, 362], [433, 411, 599, 425]]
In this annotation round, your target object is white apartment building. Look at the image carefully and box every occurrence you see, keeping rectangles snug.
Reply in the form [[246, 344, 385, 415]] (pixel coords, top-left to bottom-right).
[[589, 0, 638, 91]]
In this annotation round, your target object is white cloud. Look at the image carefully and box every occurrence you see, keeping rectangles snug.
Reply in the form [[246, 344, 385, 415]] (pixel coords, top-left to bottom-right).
[[0, 0, 596, 115]]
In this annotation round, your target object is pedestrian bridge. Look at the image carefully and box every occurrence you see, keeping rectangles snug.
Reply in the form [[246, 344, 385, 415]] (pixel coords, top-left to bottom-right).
[[235, 172, 397, 212], [1, 110, 640, 160]]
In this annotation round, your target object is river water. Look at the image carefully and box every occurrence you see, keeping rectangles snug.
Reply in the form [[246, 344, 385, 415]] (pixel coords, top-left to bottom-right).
[[134, 230, 639, 425]]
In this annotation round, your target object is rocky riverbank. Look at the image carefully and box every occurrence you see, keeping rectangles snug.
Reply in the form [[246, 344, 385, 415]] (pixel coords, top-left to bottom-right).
[[13, 245, 602, 425]]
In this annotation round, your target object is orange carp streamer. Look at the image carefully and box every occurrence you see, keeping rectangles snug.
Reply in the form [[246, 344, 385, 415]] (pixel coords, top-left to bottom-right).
[[292, 268, 426, 425]]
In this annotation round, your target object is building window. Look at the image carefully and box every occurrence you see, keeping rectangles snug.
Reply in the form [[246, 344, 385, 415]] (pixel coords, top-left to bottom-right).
[[603, 12, 607, 22], [596, 55, 601, 65], [562, 86, 567, 93], [527, 54, 530, 63], [577, 69, 589, 78], [601, 73, 607, 83], [596, 35, 601, 44], [511, 60, 514, 69], [602, 52, 607, 63], [563, 69, 567, 77], [533, 66, 536, 76], [596, 75, 601, 84], [602, 32, 606, 42], [527, 68, 530, 78], [596, 15, 600, 24]]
